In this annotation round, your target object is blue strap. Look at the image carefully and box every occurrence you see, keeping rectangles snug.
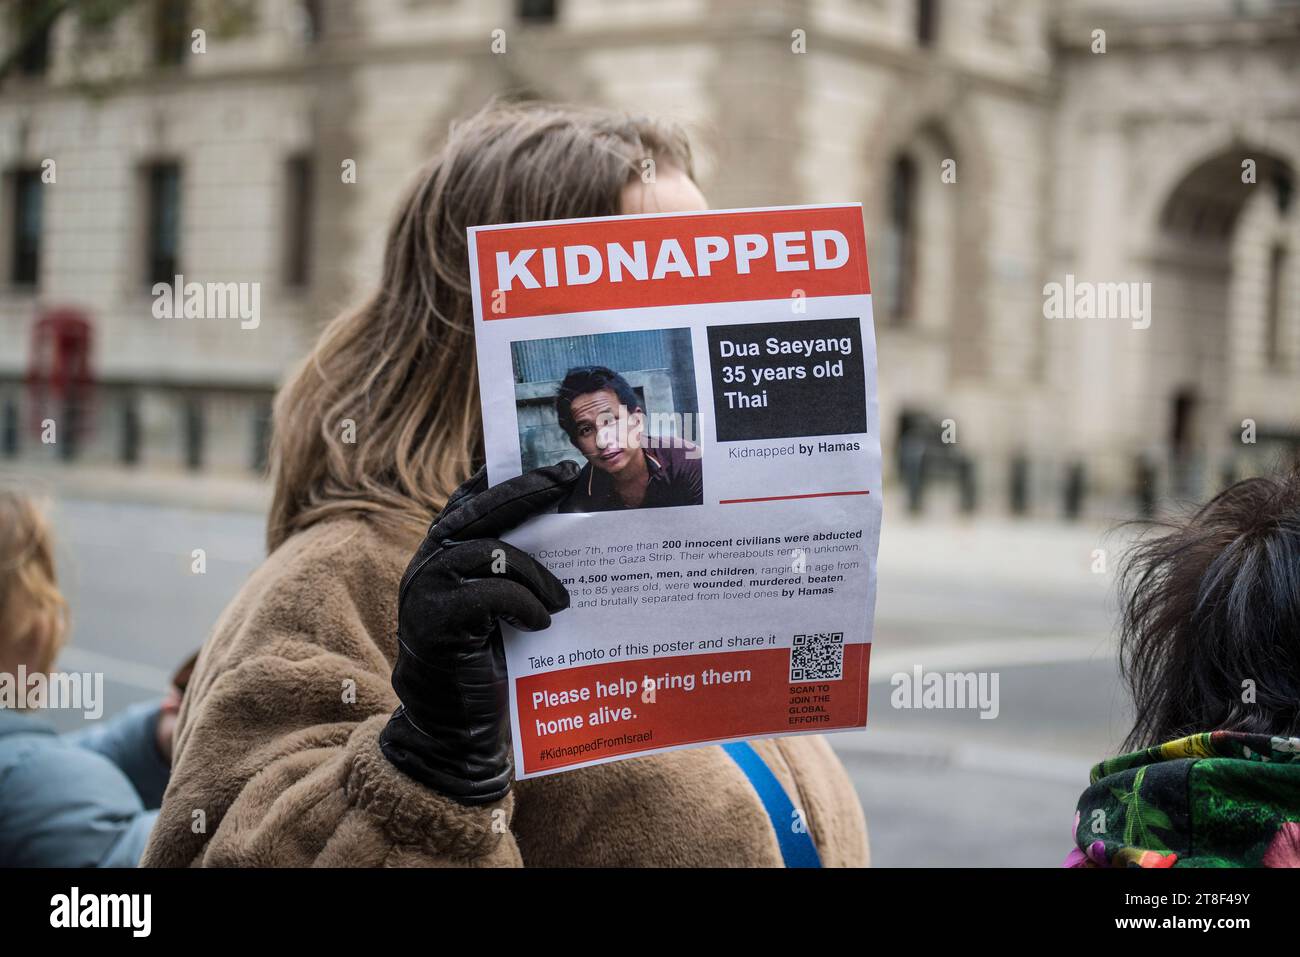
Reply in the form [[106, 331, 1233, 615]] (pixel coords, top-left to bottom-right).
[[722, 741, 822, 868]]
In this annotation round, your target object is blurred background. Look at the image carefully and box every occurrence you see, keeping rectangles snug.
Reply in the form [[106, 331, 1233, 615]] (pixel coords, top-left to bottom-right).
[[1, 0, 1298, 865]]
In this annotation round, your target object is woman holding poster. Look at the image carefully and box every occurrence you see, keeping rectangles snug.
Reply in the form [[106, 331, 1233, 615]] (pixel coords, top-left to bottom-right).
[[141, 102, 869, 868]]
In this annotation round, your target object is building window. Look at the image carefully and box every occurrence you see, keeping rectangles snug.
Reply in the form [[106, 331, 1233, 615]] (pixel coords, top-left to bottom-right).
[[154, 0, 190, 66], [916, 0, 939, 48], [985, 0, 1015, 44], [145, 162, 181, 286], [1265, 243, 1288, 369], [517, 0, 558, 24], [1170, 387, 1198, 460], [284, 154, 314, 287], [884, 154, 918, 322], [14, 3, 53, 77], [300, 0, 323, 44], [10, 169, 43, 286]]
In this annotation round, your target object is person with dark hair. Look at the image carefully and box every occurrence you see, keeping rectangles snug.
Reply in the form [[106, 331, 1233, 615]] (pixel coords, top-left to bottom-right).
[[554, 364, 703, 513], [1065, 466, 1300, 868]]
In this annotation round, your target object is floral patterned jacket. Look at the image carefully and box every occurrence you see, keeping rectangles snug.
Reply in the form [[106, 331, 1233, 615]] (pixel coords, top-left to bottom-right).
[[1066, 731, 1300, 868]]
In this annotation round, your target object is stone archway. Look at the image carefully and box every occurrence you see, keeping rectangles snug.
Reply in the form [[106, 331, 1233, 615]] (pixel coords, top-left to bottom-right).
[[1143, 145, 1296, 497]]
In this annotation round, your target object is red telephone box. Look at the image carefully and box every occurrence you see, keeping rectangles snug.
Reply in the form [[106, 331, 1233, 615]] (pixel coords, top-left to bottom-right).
[[25, 308, 96, 447]]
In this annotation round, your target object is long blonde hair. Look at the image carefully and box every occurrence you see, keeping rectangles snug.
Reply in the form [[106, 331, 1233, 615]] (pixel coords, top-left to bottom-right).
[[267, 101, 694, 551], [0, 489, 69, 677]]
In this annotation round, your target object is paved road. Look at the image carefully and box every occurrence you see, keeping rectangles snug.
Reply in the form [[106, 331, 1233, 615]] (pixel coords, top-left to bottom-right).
[[41, 494, 1134, 867]]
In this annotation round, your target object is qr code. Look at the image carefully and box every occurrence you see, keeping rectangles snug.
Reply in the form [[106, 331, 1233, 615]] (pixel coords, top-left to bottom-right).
[[790, 632, 845, 681]]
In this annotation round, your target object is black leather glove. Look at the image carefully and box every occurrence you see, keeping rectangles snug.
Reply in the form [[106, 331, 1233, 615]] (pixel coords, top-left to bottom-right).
[[379, 462, 579, 805]]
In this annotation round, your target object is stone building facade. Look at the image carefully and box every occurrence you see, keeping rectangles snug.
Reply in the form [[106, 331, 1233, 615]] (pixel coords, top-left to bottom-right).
[[1, 0, 1296, 515]]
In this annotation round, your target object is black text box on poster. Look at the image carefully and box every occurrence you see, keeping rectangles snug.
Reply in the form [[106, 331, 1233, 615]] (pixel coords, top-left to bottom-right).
[[707, 316, 868, 442]]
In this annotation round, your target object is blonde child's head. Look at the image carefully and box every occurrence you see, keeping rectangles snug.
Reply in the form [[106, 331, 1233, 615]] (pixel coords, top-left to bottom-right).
[[0, 488, 68, 678]]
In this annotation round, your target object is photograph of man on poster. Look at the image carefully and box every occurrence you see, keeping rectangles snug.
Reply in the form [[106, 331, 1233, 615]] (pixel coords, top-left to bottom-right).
[[555, 365, 703, 513]]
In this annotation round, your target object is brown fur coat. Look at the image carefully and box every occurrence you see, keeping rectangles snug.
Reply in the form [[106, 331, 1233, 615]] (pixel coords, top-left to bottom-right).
[[142, 517, 869, 867]]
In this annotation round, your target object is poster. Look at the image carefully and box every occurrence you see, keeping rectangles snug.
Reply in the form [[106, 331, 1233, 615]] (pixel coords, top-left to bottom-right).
[[469, 203, 881, 778]]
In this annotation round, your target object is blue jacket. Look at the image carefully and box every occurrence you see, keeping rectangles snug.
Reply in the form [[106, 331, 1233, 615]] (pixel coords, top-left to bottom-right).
[[0, 701, 170, 867]]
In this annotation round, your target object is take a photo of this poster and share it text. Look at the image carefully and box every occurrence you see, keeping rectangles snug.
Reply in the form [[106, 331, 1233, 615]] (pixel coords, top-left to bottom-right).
[[469, 203, 882, 779]]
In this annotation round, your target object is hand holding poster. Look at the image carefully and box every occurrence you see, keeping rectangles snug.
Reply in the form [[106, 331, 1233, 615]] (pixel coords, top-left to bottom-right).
[[469, 203, 882, 778]]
